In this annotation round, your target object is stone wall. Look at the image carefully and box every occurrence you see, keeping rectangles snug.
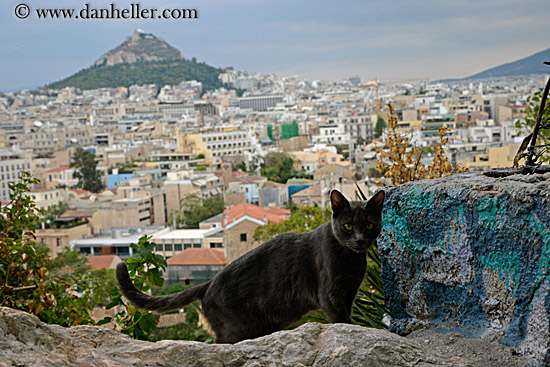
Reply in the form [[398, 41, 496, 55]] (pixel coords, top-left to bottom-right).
[[379, 171, 550, 364]]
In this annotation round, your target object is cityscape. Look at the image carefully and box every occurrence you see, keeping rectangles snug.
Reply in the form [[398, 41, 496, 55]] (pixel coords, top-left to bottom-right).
[[1, 0, 550, 361], [1, 29, 549, 276]]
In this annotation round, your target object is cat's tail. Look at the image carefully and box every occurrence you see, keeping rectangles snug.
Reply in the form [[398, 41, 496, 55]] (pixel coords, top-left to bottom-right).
[[115, 262, 209, 313]]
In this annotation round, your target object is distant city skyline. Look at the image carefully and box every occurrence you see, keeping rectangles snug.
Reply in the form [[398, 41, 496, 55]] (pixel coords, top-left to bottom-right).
[[1, 0, 549, 92]]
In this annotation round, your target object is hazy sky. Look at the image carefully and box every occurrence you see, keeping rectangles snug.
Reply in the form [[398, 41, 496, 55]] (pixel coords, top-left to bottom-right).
[[1, 0, 549, 91]]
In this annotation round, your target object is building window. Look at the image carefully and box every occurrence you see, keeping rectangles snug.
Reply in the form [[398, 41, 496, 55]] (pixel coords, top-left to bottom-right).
[[165, 244, 173, 251], [184, 244, 192, 249], [116, 247, 130, 256], [240, 233, 247, 242], [175, 244, 182, 252], [193, 243, 201, 248], [156, 244, 163, 252], [56, 238, 62, 248]]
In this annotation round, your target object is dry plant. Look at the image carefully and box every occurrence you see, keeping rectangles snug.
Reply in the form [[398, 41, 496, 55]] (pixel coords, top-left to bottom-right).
[[376, 103, 466, 186]]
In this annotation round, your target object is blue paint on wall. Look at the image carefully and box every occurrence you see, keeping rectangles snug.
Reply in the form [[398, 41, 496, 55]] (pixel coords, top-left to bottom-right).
[[107, 173, 135, 190], [379, 173, 550, 363]]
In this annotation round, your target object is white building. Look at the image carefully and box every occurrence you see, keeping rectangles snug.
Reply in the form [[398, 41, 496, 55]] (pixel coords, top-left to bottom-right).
[[0, 150, 32, 202], [312, 124, 351, 146]]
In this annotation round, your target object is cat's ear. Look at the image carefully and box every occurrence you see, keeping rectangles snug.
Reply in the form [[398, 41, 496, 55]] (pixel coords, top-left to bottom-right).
[[331, 190, 350, 214], [367, 190, 385, 212]]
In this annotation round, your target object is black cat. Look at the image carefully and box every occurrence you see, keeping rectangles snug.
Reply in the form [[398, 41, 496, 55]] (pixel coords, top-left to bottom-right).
[[116, 189, 385, 343]]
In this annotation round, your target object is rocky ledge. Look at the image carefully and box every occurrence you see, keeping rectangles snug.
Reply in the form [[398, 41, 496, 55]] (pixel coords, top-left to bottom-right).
[[0, 307, 473, 367]]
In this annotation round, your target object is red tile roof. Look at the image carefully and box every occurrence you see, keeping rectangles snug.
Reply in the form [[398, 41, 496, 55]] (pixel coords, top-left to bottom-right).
[[223, 203, 290, 227], [167, 248, 226, 266], [87, 255, 120, 270], [45, 165, 72, 173], [70, 188, 91, 195], [265, 207, 292, 216]]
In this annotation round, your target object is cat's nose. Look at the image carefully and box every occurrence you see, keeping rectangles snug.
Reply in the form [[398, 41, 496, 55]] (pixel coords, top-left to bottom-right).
[[356, 239, 367, 247]]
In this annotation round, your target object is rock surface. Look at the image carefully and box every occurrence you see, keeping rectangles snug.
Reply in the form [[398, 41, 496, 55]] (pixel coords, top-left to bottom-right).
[[94, 29, 184, 67], [0, 307, 472, 367], [379, 171, 550, 365]]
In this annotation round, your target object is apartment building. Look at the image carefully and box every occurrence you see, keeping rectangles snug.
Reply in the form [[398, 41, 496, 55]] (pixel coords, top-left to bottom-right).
[[0, 150, 32, 202], [71, 226, 165, 259], [177, 126, 253, 158], [312, 124, 351, 146], [43, 165, 78, 189], [328, 112, 377, 143], [151, 227, 224, 260], [22, 124, 94, 154]]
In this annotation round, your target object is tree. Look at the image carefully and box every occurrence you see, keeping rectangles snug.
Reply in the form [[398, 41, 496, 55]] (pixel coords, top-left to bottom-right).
[[70, 147, 104, 193], [173, 194, 225, 229], [0, 172, 94, 326], [41, 201, 70, 229], [375, 115, 386, 139], [260, 151, 304, 183], [149, 283, 212, 342], [254, 205, 331, 242]]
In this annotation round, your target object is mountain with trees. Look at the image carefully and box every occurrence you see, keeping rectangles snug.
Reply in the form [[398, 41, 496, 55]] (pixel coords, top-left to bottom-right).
[[47, 30, 225, 91]]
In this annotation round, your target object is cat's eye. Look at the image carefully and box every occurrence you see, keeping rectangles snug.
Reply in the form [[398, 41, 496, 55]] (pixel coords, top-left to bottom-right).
[[366, 223, 374, 230], [343, 223, 353, 231]]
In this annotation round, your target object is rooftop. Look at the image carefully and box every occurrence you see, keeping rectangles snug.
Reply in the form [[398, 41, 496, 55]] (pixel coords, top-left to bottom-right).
[[152, 228, 218, 240], [87, 255, 121, 270], [167, 248, 226, 266], [223, 203, 290, 227]]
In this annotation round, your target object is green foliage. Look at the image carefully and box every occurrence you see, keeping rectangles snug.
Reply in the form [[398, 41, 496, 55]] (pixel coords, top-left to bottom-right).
[[260, 151, 306, 183], [237, 161, 247, 172], [87, 268, 118, 307], [109, 161, 138, 174], [0, 173, 94, 326], [332, 145, 349, 160], [40, 201, 70, 229], [48, 247, 92, 275], [100, 236, 167, 340], [375, 115, 387, 139], [172, 194, 225, 229], [48, 59, 224, 92], [234, 88, 246, 97], [152, 281, 186, 296], [71, 147, 104, 193], [353, 184, 387, 328], [284, 198, 298, 212], [515, 90, 550, 163], [150, 283, 213, 343], [254, 205, 331, 242]]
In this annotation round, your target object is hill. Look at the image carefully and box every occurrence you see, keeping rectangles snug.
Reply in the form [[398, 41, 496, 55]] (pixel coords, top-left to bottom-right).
[[465, 48, 550, 80], [93, 29, 184, 67], [48, 59, 223, 91], [47, 30, 224, 91]]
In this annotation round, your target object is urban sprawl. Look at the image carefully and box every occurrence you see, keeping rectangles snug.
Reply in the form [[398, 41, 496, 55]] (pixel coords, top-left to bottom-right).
[[0, 70, 546, 285]]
